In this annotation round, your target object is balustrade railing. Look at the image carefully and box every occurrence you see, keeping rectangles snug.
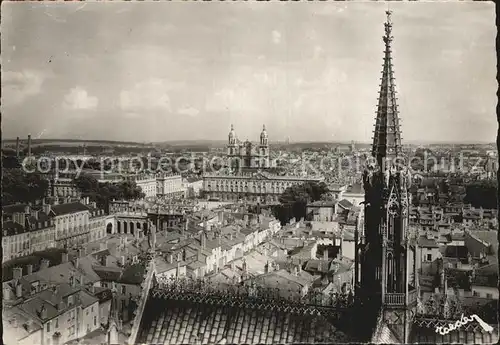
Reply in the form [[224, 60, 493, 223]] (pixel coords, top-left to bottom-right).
[[152, 276, 355, 310], [384, 293, 405, 306]]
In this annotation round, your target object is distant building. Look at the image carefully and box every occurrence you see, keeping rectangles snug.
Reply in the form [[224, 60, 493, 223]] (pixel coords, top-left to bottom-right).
[[227, 124, 270, 170], [48, 178, 81, 199], [156, 173, 185, 198], [202, 171, 324, 203], [127, 174, 157, 198]]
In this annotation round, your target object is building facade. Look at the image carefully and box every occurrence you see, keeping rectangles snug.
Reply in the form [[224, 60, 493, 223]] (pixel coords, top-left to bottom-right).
[[2, 205, 57, 261], [156, 174, 185, 198], [48, 178, 81, 199], [202, 172, 324, 203], [227, 124, 270, 170], [131, 175, 157, 198]]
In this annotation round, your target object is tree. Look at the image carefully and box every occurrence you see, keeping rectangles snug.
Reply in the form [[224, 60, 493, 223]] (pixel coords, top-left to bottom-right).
[[464, 180, 497, 209], [2, 168, 49, 205], [75, 174, 99, 194], [74, 174, 145, 211], [273, 181, 330, 224]]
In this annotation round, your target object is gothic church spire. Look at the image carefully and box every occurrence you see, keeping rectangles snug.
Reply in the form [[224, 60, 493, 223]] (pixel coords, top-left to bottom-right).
[[372, 10, 402, 167]]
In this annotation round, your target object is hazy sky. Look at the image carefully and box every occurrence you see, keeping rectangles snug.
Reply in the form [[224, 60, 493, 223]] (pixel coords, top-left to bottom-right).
[[1, 2, 496, 143]]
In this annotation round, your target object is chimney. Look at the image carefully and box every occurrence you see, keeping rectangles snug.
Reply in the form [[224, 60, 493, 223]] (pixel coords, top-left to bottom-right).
[[27, 134, 32, 157], [15, 137, 20, 157], [244, 214, 249, 225], [323, 249, 329, 261], [3, 285, 11, 301], [26, 264, 33, 276], [293, 266, 298, 276], [70, 275, 76, 288], [42, 203, 51, 215], [62, 252, 69, 263], [16, 282, 22, 298], [40, 305, 47, 319], [176, 261, 182, 277], [75, 258, 80, 269], [13, 267, 23, 280], [121, 256, 125, 266], [80, 275, 85, 287], [99, 242, 107, 251], [167, 254, 173, 264], [40, 259, 50, 270], [201, 232, 206, 249]]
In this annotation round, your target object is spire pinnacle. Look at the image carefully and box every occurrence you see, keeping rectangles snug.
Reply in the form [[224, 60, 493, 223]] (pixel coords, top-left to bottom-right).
[[372, 10, 402, 167], [262, 124, 266, 131], [230, 124, 234, 131]]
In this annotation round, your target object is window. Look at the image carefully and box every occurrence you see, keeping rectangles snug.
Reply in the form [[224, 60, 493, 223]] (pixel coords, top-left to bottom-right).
[[55, 318, 59, 328], [91, 305, 94, 313], [426, 254, 432, 262], [473, 291, 479, 297], [47, 321, 51, 332], [486, 293, 493, 299], [94, 316, 97, 326]]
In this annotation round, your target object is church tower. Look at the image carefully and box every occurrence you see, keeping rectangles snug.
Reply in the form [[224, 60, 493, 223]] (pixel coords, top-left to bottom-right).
[[227, 124, 240, 170], [259, 124, 270, 168], [359, 11, 418, 344]]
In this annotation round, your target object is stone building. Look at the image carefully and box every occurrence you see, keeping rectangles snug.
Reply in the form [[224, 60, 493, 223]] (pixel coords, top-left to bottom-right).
[[202, 171, 324, 203], [227, 124, 270, 170]]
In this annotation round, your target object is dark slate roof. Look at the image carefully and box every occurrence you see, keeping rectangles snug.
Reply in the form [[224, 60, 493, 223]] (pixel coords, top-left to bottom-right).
[[93, 267, 123, 282], [307, 200, 337, 207], [92, 264, 147, 285], [444, 245, 469, 259], [50, 202, 90, 216], [2, 248, 67, 282], [3, 204, 29, 215], [120, 264, 147, 285], [417, 236, 439, 248], [338, 199, 353, 209], [3, 221, 26, 236]]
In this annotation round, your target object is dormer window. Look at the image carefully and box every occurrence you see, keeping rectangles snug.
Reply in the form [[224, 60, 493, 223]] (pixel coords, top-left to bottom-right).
[[68, 295, 74, 306]]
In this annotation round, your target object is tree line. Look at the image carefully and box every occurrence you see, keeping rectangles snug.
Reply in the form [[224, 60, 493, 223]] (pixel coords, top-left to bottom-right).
[[272, 181, 330, 225], [74, 173, 145, 212]]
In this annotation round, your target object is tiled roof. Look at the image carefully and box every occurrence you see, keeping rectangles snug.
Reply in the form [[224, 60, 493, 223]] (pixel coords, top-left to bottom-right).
[[337, 199, 353, 209], [444, 245, 469, 259], [417, 236, 439, 248], [2, 248, 68, 282], [136, 297, 357, 344], [3, 204, 29, 215], [3, 221, 26, 236], [50, 202, 90, 216], [307, 200, 337, 207]]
